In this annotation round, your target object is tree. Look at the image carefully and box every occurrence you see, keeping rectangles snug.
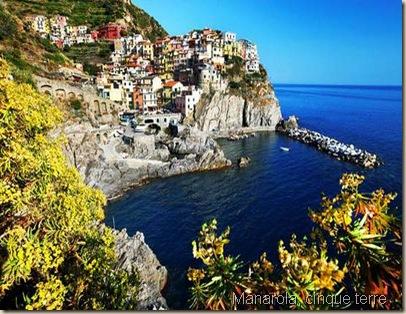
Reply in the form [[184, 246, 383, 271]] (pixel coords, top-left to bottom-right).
[[0, 59, 139, 309], [188, 174, 401, 310]]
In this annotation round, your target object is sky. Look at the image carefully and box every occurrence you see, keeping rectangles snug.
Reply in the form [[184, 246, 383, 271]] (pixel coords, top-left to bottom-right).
[[133, 0, 402, 85]]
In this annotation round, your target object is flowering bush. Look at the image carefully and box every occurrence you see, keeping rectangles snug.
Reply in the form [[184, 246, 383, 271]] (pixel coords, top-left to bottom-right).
[[188, 174, 401, 310]]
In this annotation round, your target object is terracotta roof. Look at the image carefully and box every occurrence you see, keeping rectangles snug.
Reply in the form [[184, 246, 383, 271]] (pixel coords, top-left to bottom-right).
[[163, 80, 179, 88]]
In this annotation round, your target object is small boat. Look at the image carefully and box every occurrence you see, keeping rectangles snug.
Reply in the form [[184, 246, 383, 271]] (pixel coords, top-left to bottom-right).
[[280, 146, 290, 152]]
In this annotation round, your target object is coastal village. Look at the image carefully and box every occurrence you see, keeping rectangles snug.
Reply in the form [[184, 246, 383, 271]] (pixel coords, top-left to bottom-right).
[[0, 1, 395, 311], [26, 14, 262, 131], [25, 14, 381, 170]]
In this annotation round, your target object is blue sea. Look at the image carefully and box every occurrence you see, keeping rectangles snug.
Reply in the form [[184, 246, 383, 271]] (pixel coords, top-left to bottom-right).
[[106, 85, 402, 309]]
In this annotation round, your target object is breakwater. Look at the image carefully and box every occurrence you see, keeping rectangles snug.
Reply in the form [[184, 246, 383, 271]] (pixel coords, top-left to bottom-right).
[[276, 117, 382, 168]]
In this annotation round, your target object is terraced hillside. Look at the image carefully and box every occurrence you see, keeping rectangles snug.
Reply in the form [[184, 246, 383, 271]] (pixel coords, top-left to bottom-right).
[[5, 0, 167, 41], [0, 0, 167, 83]]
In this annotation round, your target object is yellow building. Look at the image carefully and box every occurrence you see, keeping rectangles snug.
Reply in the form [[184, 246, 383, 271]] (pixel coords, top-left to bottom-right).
[[25, 15, 50, 36], [223, 41, 243, 59], [142, 40, 154, 61]]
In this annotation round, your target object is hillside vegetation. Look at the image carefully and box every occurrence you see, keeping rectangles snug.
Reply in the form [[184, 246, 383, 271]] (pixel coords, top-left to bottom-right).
[[0, 0, 167, 81], [188, 174, 402, 310], [4, 0, 167, 41], [0, 58, 139, 309]]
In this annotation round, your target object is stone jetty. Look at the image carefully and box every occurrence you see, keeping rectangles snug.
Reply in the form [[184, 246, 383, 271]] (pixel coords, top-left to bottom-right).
[[276, 116, 382, 169]]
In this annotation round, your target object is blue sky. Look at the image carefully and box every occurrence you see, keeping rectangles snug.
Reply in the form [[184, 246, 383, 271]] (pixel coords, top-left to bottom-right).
[[134, 0, 401, 85]]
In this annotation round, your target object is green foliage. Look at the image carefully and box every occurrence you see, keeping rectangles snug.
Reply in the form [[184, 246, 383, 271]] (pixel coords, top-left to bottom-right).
[[224, 57, 269, 97], [125, 3, 167, 41], [0, 4, 18, 40], [44, 52, 66, 65], [64, 42, 113, 65], [69, 98, 82, 111], [0, 59, 139, 309], [188, 174, 402, 310], [83, 62, 100, 76], [277, 235, 346, 310], [188, 219, 244, 310], [309, 173, 401, 309], [37, 38, 59, 53], [6, 0, 167, 42], [1, 49, 37, 86]]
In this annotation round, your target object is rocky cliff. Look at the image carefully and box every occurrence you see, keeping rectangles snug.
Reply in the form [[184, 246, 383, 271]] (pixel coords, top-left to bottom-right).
[[110, 227, 168, 310], [60, 122, 231, 199], [194, 79, 282, 136], [195, 91, 282, 134]]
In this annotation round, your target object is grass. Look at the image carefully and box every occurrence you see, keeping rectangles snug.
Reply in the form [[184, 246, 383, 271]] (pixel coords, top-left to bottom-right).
[[45, 51, 66, 64], [0, 4, 18, 40], [63, 42, 113, 64], [1, 49, 38, 86]]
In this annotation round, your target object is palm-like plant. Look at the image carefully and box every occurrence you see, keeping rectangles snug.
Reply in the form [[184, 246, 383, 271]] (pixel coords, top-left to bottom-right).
[[309, 173, 401, 309]]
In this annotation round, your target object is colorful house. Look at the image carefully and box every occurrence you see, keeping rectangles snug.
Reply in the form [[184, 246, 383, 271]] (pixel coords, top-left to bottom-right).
[[162, 80, 184, 106], [98, 23, 122, 40]]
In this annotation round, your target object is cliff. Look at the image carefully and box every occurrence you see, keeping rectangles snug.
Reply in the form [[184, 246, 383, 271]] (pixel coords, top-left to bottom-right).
[[108, 226, 168, 310], [194, 84, 282, 135]]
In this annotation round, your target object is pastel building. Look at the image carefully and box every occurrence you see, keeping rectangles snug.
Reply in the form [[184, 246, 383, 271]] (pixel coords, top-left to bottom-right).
[[26, 15, 49, 37], [239, 39, 260, 72], [198, 63, 227, 92], [175, 86, 202, 116]]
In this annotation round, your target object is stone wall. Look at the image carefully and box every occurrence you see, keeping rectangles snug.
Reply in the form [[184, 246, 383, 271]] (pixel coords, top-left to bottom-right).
[[35, 76, 125, 124]]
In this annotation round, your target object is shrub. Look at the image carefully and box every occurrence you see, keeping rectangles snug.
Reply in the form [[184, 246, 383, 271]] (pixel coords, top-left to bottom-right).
[[0, 5, 17, 40], [1, 49, 36, 85], [45, 52, 66, 65], [0, 59, 139, 309], [188, 174, 401, 310], [70, 98, 82, 111]]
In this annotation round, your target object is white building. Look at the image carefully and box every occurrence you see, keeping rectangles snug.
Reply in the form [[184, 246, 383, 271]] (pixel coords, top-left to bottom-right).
[[175, 87, 202, 116], [223, 32, 236, 43], [135, 75, 163, 92], [114, 34, 144, 57], [142, 87, 158, 113], [239, 39, 260, 72], [99, 82, 123, 103], [198, 63, 227, 92]]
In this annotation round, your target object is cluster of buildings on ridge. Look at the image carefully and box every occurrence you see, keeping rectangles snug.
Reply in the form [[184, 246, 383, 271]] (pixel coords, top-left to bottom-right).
[[26, 15, 262, 122], [25, 14, 123, 47], [99, 28, 261, 119]]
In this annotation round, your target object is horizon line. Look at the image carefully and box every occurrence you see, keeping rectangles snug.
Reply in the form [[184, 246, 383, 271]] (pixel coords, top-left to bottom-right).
[[272, 83, 402, 88]]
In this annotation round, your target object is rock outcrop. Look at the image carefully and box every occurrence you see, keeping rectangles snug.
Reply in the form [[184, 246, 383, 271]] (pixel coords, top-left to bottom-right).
[[60, 122, 231, 199], [194, 90, 282, 136], [111, 227, 168, 310], [238, 156, 251, 168]]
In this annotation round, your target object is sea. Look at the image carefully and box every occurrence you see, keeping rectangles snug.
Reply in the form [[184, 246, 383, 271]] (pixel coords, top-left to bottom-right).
[[106, 84, 402, 309]]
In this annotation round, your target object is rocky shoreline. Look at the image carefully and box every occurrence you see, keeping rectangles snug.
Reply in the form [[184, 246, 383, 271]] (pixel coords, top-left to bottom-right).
[[113, 228, 168, 310], [277, 116, 382, 168], [60, 122, 231, 200], [98, 224, 168, 310]]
